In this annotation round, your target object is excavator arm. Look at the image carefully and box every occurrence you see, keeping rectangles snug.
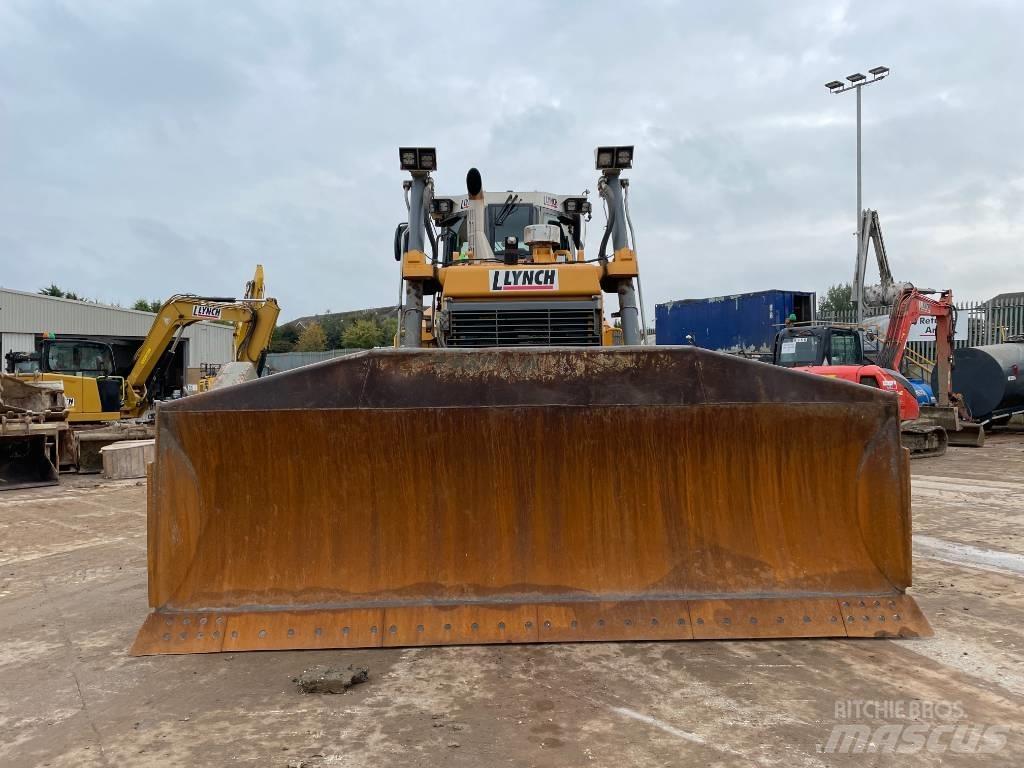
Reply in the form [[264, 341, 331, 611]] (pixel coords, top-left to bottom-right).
[[124, 294, 280, 415], [853, 210, 913, 313], [878, 288, 954, 371], [232, 299, 280, 371], [879, 287, 955, 407]]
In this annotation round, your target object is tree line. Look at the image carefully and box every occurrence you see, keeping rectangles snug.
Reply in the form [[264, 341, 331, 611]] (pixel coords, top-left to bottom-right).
[[818, 283, 854, 314], [39, 285, 161, 312], [271, 314, 398, 352]]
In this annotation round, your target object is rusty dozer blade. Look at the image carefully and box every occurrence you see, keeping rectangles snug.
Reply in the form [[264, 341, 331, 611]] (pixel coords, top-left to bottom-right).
[[132, 347, 931, 655]]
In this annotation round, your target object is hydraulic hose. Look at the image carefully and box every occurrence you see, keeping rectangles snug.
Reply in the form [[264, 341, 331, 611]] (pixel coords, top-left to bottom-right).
[[395, 271, 404, 347], [598, 180, 615, 264], [421, 177, 436, 261], [623, 183, 649, 343]]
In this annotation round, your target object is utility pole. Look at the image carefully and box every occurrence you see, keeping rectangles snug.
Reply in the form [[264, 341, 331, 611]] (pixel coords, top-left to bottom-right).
[[825, 67, 890, 322]]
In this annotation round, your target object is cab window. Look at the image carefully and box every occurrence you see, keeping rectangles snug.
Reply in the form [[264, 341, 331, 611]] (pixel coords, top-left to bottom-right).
[[45, 342, 114, 377], [830, 333, 861, 365], [777, 335, 821, 366], [487, 204, 533, 256]]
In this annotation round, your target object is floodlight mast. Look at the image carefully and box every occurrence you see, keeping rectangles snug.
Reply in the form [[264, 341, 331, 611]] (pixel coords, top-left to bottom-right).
[[825, 67, 890, 321]]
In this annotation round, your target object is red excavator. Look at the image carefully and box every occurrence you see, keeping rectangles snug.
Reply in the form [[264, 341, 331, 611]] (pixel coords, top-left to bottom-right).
[[774, 210, 983, 455], [773, 309, 948, 457]]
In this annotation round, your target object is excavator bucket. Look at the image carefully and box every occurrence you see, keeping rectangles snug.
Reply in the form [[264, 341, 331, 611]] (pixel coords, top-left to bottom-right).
[[132, 347, 930, 655]]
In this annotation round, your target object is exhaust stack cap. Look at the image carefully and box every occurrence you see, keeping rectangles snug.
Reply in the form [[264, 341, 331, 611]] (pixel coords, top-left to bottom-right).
[[466, 167, 483, 197]]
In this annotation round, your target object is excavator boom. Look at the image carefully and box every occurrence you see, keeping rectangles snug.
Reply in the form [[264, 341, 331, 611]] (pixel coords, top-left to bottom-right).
[[124, 291, 280, 413]]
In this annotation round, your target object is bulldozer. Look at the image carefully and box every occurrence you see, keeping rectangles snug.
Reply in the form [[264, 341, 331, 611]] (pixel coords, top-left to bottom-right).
[[132, 146, 930, 655]]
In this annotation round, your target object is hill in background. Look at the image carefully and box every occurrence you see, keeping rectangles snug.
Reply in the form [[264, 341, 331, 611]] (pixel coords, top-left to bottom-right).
[[272, 305, 398, 351]]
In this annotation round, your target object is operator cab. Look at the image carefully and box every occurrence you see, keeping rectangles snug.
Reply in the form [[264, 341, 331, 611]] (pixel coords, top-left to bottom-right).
[[41, 340, 116, 377], [5, 340, 116, 377], [773, 326, 863, 368], [428, 192, 588, 266]]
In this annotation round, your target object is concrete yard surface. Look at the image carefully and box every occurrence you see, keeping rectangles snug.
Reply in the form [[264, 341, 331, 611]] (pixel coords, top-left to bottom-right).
[[1, 433, 1022, 767]]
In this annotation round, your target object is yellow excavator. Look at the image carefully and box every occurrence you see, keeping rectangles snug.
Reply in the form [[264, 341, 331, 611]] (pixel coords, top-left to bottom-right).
[[196, 265, 275, 392], [133, 147, 929, 656], [6, 266, 280, 422]]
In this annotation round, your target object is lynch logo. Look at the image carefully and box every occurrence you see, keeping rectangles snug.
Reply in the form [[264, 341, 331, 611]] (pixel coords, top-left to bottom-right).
[[489, 269, 559, 292], [192, 305, 222, 319]]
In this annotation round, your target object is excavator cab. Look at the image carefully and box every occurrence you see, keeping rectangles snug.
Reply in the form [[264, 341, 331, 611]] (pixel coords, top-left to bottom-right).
[[773, 326, 864, 367], [40, 340, 116, 378], [8, 340, 124, 419]]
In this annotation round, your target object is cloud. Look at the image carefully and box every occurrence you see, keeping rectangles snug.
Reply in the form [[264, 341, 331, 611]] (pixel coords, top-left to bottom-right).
[[0, 0, 1021, 321]]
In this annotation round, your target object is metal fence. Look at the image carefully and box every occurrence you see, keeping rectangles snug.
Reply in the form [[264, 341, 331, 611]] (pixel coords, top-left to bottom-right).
[[819, 297, 1024, 367], [264, 349, 368, 374]]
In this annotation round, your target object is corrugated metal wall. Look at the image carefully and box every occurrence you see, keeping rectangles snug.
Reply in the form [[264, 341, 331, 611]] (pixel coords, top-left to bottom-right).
[[1, 332, 36, 355], [0, 288, 234, 366], [655, 290, 816, 352], [181, 323, 234, 368]]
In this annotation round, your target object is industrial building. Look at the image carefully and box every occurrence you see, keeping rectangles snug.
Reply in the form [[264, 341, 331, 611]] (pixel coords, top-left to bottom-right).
[[0, 287, 235, 392]]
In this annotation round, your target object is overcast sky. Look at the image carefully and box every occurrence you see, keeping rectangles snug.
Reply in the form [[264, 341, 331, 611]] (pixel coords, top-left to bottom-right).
[[1, 1, 1021, 321]]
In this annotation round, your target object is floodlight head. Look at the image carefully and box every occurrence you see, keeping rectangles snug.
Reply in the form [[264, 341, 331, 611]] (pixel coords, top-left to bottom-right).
[[398, 147, 437, 174], [825, 80, 844, 91], [562, 196, 592, 215], [430, 198, 454, 218], [846, 72, 866, 83], [595, 145, 634, 171], [868, 66, 890, 77]]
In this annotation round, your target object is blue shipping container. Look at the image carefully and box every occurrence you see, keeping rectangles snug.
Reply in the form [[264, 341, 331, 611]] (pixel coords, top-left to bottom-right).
[[655, 289, 816, 352]]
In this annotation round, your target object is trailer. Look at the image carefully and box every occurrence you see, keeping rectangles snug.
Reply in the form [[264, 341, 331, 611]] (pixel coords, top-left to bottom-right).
[[655, 289, 815, 357]]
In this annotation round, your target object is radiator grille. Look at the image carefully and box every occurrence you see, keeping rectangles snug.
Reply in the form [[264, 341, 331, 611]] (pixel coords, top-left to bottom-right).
[[444, 300, 602, 347]]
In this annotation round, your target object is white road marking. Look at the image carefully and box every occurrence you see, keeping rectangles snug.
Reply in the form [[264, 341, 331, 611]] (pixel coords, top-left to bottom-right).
[[913, 535, 1024, 577], [912, 475, 1024, 493], [0, 536, 140, 566], [610, 706, 706, 745]]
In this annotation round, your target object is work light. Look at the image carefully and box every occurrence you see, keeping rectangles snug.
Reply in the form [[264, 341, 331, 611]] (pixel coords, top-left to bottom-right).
[[430, 198, 454, 216], [595, 145, 634, 171], [399, 147, 437, 172], [562, 197, 592, 215]]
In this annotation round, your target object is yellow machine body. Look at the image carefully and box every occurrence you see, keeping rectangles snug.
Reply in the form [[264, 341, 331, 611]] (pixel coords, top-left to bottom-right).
[[9, 267, 280, 423], [27, 373, 122, 422], [133, 152, 929, 655]]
